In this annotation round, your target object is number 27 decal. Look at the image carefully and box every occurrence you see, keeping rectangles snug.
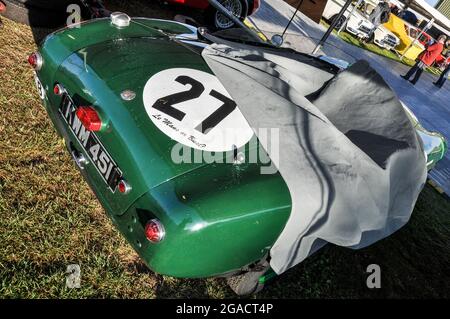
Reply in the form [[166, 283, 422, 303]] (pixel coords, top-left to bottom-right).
[[151, 75, 237, 134]]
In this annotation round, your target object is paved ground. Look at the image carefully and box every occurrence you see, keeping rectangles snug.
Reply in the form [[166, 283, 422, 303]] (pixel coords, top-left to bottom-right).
[[250, 0, 450, 195]]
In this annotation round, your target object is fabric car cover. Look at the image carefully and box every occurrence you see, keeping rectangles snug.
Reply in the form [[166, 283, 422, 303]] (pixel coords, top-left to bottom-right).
[[201, 42, 427, 274]]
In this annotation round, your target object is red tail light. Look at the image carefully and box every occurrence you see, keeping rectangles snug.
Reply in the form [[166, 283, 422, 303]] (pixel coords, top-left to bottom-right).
[[53, 84, 64, 96], [28, 52, 43, 70], [251, 0, 260, 14], [145, 219, 165, 243], [117, 179, 131, 194], [75, 106, 102, 132]]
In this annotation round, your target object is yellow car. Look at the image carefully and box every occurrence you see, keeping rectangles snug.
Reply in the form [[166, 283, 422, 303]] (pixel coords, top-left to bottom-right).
[[383, 13, 425, 60]]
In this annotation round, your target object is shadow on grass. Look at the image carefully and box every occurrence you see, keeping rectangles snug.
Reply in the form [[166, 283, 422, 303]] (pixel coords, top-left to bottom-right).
[[258, 183, 450, 299], [122, 184, 450, 299]]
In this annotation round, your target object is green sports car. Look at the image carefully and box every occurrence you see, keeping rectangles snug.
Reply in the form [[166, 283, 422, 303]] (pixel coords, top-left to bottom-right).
[[30, 12, 447, 295]]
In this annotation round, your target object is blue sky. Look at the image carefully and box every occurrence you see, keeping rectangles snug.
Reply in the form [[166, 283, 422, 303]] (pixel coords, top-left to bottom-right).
[[424, 0, 439, 6]]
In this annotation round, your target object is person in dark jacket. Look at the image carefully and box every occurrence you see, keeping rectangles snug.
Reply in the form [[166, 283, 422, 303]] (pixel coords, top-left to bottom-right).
[[401, 35, 446, 85], [433, 40, 450, 88]]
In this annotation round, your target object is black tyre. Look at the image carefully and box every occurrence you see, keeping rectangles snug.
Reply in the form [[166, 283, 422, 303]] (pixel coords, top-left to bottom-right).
[[226, 271, 264, 296], [206, 0, 248, 30], [1, 0, 81, 27], [331, 14, 345, 30], [226, 260, 270, 296]]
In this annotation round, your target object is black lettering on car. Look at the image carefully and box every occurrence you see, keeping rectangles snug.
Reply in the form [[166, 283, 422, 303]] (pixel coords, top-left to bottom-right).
[[58, 93, 122, 191], [98, 151, 110, 174], [152, 75, 237, 134], [78, 126, 90, 148], [89, 144, 100, 162], [72, 115, 82, 136], [152, 75, 205, 121]]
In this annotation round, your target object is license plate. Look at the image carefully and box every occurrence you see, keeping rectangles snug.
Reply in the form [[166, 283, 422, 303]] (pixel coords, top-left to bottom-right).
[[58, 94, 122, 191], [34, 73, 46, 100]]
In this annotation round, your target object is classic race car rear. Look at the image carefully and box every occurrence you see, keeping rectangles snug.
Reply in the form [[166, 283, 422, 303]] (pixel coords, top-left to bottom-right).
[[30, 14, 291, 295], [30, 12, 447, 296]]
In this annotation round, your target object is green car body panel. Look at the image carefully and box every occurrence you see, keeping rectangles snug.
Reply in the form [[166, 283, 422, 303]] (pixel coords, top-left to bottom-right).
[[35, 18, 291, 278], [402, 106, 448, 170], [34, 17, 447, 279]]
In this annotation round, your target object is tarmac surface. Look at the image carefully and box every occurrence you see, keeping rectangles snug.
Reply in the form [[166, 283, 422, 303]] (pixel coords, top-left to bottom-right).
[[250, 0, 450, 195]]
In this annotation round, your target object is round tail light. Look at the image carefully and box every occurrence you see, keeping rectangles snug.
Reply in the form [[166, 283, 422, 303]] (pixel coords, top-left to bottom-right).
[[53, 84, 64, 96], [28, 52, 43, 70], [117, 179, 131, 194], [145, 219, 165, 243], [75, 106, 102, 132]]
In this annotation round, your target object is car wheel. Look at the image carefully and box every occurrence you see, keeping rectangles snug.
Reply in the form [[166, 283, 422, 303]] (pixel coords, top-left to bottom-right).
[[226, 260, 269, 296], [206, 0, 248, 30], [226, 271, 265, 296], [331, 14, 345, 30]]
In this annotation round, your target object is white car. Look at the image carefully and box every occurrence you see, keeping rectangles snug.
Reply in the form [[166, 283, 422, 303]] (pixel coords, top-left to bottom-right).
[[373, 25, 400, 50], [323, 0, 400, 50], [323, 0, 374, 39]]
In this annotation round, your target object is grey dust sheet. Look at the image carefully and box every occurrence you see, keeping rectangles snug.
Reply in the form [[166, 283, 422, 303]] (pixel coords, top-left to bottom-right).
[[202, 43, 427, 274]]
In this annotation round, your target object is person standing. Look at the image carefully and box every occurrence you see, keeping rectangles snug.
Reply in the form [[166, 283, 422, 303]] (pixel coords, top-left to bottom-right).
[[401, 35, 446, 85], [433, 40, 450, 88]]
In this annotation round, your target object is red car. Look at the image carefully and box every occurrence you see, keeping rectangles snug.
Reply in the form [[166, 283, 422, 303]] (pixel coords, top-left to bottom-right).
[[417, 31, 432, 46], [166, 0, 260, 29]]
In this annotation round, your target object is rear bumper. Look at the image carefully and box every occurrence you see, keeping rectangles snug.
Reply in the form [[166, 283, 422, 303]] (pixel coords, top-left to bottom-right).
[[33, 16, 291, 278], [39, 84, 290, 278], [39, 85, 134, 217]]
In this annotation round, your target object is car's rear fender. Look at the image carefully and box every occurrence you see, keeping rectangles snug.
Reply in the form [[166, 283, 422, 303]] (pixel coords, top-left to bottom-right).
[[113, 159, 292, 278]]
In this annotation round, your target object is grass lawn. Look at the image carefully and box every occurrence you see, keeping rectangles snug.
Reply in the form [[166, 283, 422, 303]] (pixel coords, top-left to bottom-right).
[[320, 20, 443, 76], [1, 3, 450, 298]]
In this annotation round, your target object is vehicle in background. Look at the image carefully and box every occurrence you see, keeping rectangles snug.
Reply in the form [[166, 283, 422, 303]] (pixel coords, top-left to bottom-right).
[[359, 0, 400, 50], [1, 0, 259, 31], [30, 11, 447, 295], [383, 13, 425, 60], [163, 0, 260, 29], [322, 0, 375, 40], [0, 0, 109, 27], [418, 30, 433, 46], [322, 0, 400, 50], [373, 22, 400, 50]]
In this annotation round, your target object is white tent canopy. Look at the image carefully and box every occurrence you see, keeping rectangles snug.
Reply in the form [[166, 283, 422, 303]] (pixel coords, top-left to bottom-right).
[[413, 0, 450, 28], [392, 0, 450, 34]]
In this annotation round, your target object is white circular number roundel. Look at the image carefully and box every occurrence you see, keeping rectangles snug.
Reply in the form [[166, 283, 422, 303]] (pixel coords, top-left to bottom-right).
[[143, 68, 253, 152]]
